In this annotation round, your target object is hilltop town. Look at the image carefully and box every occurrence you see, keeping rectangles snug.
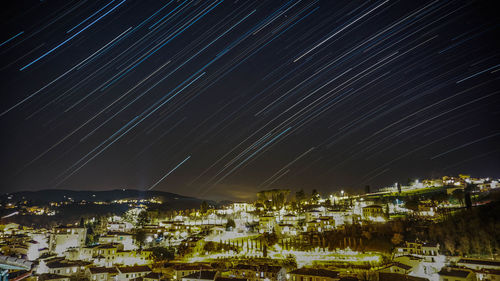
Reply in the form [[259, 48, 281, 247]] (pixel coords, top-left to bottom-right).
[[1, 174, 499, 281]]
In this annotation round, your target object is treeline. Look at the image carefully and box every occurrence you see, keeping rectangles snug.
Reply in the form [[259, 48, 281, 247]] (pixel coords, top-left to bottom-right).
[[417, 201, 500, 257]]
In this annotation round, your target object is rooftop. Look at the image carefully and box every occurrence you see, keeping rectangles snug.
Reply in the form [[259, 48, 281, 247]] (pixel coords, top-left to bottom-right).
[[458, 258, 500, 267], [289, 268, 339, 278], [438, 267, 472, 278], [118, 265, 152, 273], [182, 271, 217, 280]]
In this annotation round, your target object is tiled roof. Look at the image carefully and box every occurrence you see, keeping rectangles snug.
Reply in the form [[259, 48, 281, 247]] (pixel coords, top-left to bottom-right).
[[438, 268, 472, 278], [289, 268, 339, 278], [182, 271, 217, 280], [118, 265, 152, 273], [88, 266, 119, 274], [458, 258, 500, 267]]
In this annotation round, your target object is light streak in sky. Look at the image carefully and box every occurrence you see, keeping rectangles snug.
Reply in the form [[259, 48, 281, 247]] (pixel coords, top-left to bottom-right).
[[148, 156, 191, 190], [0, 31, 24, 47], [19, 0, 127, 71]]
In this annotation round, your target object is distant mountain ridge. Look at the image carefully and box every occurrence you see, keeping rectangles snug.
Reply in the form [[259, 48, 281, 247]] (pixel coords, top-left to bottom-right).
[[0, 189, 208, 205]]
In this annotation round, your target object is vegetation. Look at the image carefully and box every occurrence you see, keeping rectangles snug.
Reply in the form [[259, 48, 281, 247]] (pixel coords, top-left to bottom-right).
[[150, 246, 175, 261], [425, 201, 500, 257]]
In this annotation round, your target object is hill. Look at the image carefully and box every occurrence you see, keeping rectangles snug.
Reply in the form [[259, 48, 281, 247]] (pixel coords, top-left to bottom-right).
[[0, 189, 205, 206]]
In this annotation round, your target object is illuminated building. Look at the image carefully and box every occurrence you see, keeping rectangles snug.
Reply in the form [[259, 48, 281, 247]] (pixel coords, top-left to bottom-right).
[[49, 226, 86, 254], [99, 231, 136, 250], [258, 215, 276, 233], [116, 265, 152, 280], [362, 205, 384, 221]]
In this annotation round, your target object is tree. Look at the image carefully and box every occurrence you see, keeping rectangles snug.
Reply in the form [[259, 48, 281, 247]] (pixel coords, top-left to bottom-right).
[[226, 218, 236, 230], [451, 189, 465, 206], [150, 247, 175, 261], [404, 198, 419, 213], [444, 237, 456, 255], [200, 201, 209, 214], [391, 233, 404, 246], [134, 229, 147, 250], [295, 190, 306, 204], [283, 254, 297, 269], [262, 231, 278, 247], [137, 210, 150, 227], [311, 189, 320, 202], [397, 183, 402, 193], [365, 185, 371, 194], [204, 241, 217, 252]]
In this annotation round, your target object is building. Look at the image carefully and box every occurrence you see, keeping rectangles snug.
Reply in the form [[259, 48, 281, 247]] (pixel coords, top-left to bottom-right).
[[457, 259, 500, 271], [99, 232, 136, 250], [395, 241, 439, 258], [39, 259, 92, 277], [38, 273, 71, 281], [289, 268, 340, 281], [117, 265, 152, 281], [182, 271, 217, 281], [49, 226, 86, 254], [378, 262, 414, 275], [438, 267, 476, 281], [85, 266, 119, 281], [171, 264, 213, 280], [259, 216, 276, 233], [143, 272, 163, 281], [362, 205, 384, 220], [378, 272, 429, 281], [231, 264, 286, 281]]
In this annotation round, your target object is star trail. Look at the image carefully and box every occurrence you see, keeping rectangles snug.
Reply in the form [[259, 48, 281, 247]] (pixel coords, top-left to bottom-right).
[[0, 0, 499, 200]]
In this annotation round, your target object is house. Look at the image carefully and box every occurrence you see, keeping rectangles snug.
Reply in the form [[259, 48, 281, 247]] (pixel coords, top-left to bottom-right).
[[378, 262, 414, 275], [144, 272, 163, 281], [99, 231, 136, 250], [117, 265, 152, 281], [232, 264, 259, 280], [258, 265, 286, 281], [305, 211, 321, 222], [306, 220, 322, 233], [318, 216, 335, 231], [215, 278, 248, 281], [79, 243, 124, 266], [362, 205, 383, 220], [85, 266, 119, 281], [172, 264, 213, 280], [182, 271, 217, 281], [38, 273, 71, 281], [395, 241, 439, 258], [231, 265, 286, 281], [259, 216, 276, 233], [475, 269, 500, 281], [282, 214, 299, 226], [231, 203, 255, 213], [457, 259, 500, 271], [378, 272, 429, 281], [275, 224, 298, 236], [289, 268, 340, 281], [49, 226, 86, 254], [42, 259, 92, 277], [107, 221, 133, 232], [438, 267, 476, 281]]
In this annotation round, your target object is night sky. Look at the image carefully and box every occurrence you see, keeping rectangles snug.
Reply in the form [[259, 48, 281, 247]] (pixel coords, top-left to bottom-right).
[[1, 0, 499, 200]]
